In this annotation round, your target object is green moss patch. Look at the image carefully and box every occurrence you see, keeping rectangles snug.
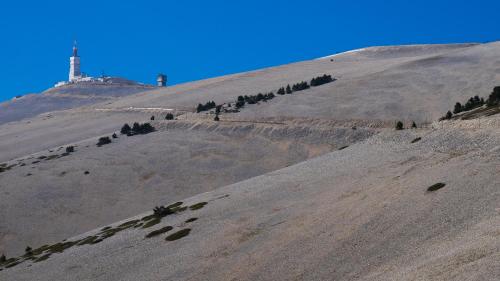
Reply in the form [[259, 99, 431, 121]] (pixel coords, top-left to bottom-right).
[[47, 241, 78, 253], [5, 260, 21, 268], [33, 254, 51, 263], [77, 236, 100, 246], [167, 202, 183, 209], [189, 202, 207, 210], [427, 182, 446, 192], [45, 155, 60, 161], [142, 217, 161, 228], [165, 229, 191, 241], [141, 214, 158, 221], [145, 226, 173, 238], [118, 220, 140, 228]]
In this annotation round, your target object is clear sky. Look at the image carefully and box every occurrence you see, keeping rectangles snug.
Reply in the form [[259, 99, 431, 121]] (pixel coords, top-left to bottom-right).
[[1, 0, 499, 101]]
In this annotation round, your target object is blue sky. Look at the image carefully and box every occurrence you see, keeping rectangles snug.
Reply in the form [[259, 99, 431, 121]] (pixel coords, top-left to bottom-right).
[[0, 0, 499, 101]]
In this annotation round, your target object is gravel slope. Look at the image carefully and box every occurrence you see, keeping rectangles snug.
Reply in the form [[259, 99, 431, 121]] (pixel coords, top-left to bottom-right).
[[1, 42, 499, 280], [2, 116, 499, 280]]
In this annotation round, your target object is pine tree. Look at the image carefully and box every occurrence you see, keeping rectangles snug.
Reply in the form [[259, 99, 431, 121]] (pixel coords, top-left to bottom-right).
[[286, 85, 292, 94], [453, 102, 462, 114], [395, 121, 404, 130], [120, 124, 131, 135]]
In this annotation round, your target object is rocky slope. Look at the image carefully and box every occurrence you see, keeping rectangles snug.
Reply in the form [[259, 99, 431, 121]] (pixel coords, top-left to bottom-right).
[[0, 42, 499, 280]]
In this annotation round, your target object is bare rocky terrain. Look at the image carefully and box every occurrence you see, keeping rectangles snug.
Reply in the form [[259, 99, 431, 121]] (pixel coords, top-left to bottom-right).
[[1, 42, 500, 280]]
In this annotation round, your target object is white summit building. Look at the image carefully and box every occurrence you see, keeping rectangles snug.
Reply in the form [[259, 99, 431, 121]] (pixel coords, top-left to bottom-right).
[[54, 42, 158, 88], [69, 42, 81, 81], [54, 42, 104, 87], [55, 42, 146, 88]]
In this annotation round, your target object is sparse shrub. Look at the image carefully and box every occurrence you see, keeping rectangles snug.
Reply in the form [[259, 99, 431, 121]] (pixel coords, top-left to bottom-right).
[[427, 182, 446, 192], [189, 202, 207, 210], [112, 133, 118, 139], [165, 228, 191, 241], [97, 136, 111, 146], [0, 254, 6, 263], [411, 121, 417, 129], [214, 114, 220, 121], [84, 171, 90, 175], [25, 246, 32, 254], [153, 206, 175, 217], [120, 124, 131, 135], [165, 113, 174, 120], [145, 226, 173, 238], [150, 116, 155, 121], [395, 121, 404, 130], [65, 146, 74, 153], [411, 137, 422, 143]]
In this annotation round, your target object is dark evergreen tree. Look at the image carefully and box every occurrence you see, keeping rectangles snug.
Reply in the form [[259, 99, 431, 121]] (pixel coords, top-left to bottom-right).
[[277, 87, 285, 95], [486, 86, 500, 106], [453, 102, 463, 114], [97, 136, 112, 146], [411, 121, 417, 128], [150, 116, 155, 121], [286, 85, 292, 94], [120, 123, 131, 135], [395, 121, 404, 130], [112, 133, 118, 139], [165, 113, 174, 120], [65, 146, 75, 153], [445, 111, 453, 119], [132, 122, 141, 132], [235, 100, 245, 108]]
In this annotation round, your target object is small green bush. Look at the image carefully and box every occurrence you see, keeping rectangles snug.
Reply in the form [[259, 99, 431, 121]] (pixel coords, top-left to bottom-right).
[[411, 137, 422, 144], [427, 182, 446, 192], [145, 226, 173, 238], [189, 202, 207, 210], [165, 229, 191, 241]]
